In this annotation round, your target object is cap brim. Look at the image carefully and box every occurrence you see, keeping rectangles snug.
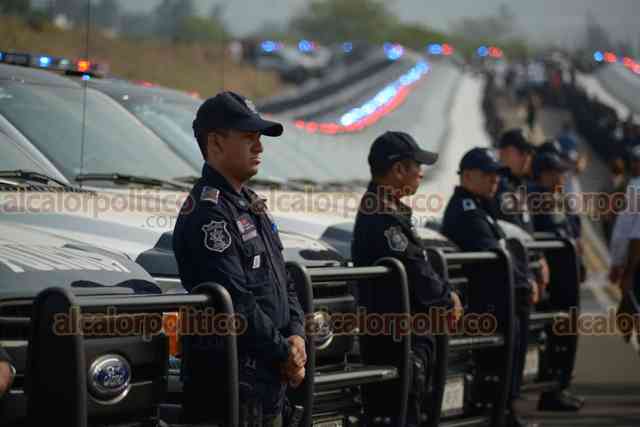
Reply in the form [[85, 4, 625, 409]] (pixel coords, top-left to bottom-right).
[[232, 116, 284, 137], [413, 149, 439, 165]]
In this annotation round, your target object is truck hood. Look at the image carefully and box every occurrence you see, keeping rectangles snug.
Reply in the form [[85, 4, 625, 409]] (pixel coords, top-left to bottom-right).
[[0, 222, 158, 300], [1, 189, 345, 290]]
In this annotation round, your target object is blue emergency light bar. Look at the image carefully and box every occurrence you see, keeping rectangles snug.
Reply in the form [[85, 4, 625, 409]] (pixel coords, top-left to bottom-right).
[[0, 50, 108, 77]]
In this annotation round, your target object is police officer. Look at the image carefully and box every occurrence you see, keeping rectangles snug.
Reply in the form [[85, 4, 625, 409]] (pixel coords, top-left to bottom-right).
[[528, 150, 584, 411], [495, 129, 536, 231], [533, 141, 586, 280], [351, 131, 463, 426], [173, 91, 307, 426], [441, 147, 534, 427]]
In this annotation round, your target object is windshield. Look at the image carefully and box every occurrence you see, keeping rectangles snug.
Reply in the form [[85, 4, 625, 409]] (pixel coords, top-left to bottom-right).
[[0, 82, 195, 182], [0, 134, 51, 173]]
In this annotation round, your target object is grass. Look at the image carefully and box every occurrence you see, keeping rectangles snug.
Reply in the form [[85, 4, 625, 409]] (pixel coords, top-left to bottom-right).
[[0, 15, 283, 100]]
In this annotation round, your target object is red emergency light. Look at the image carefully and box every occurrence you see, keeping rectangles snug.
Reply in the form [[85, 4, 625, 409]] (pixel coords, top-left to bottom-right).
[[442, 43, 454, 56], [489, 47, 503, 58], [604, 52, 617, 63], [76, 59, 91, 72]]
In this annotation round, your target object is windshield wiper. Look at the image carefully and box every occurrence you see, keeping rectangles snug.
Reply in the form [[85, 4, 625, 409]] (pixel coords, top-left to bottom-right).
[[0, 170, 79, 190], [76, 173, 191, 191]]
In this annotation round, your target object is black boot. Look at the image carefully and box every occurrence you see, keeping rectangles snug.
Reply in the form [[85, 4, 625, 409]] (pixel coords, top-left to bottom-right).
[[537, 389, 583, 411]]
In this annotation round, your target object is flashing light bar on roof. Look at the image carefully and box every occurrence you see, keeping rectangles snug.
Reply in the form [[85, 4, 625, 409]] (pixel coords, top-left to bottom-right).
[[384, 43, 404, 61], [489, 47, 503, 58], [261, 40, 281, 53], [76, 59, 91, 73], [623, 57, 635, 68], [441, 43, 453, 56], [298, 40, 314, 53], [604, 52, 617, 63], [38, 56, 51, 67], [342, 42, 353, 53], [428, 44, 443, 55], [593, 51, 604, 62], [294, 60, 429, 135], [477, 46, 489, 57]]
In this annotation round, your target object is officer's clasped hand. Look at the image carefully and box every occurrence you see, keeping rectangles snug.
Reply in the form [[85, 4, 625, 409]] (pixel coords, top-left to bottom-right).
[[281, 335, 307, 388]]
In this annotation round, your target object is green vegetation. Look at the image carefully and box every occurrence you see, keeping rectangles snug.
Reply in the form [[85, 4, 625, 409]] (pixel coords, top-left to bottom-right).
[[0, 15, 282, 100]]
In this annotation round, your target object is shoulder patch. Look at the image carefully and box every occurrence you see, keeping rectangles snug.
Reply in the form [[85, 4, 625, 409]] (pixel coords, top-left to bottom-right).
[[384, 226, 409, 252], [462, 199, 476, 211], [201, 186, 220, 204], [202, 220, 232, 253]]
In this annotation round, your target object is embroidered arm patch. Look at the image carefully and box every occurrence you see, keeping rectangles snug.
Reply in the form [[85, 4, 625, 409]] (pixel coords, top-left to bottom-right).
[[384, 226, 409, 252], [202, 220, 232, 253]]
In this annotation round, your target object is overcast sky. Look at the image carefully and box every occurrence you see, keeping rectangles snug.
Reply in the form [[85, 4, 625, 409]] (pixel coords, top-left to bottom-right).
[[116, 0, 640, 47]]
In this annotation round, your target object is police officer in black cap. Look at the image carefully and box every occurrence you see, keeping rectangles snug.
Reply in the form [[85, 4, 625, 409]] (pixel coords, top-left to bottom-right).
[[352, 131, 463, 426], [173, 91, 306, 426], [441, 147, 535, 427], [528, 150, 585, 412], [495, 129, 536, 232], [536, 140, 584, 267]]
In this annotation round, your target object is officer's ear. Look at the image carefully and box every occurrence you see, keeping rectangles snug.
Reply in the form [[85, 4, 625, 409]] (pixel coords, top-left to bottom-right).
[[390, 161, 406, 179], [207, 132, 225, 157]]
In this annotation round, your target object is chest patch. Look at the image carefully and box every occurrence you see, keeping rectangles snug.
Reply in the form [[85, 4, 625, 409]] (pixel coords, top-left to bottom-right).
[[237, 215, 258, 242], [463, 199, 476, 211], [202, 220, 232, 253], [384, 226, 409, 253]]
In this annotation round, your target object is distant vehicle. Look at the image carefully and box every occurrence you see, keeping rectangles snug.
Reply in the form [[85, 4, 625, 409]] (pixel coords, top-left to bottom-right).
[[254, 42, 332, 84]]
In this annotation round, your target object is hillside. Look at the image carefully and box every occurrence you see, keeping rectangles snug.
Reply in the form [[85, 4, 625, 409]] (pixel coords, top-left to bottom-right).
[[0, 15, 282, 100]]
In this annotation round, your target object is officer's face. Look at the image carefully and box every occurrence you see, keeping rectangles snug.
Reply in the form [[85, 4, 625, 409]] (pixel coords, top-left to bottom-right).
[[499, 146, 529, 177], [466, 169, 500, 198], [395, 160, 424, 196], [209, 130, 263, 181]]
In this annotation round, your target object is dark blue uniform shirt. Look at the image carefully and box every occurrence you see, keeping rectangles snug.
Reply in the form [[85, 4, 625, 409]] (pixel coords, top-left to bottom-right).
[[442, 186, 531, 290], [495, 172, 535, 234], [173, 164, 305, 371], [526, 182, 576, 240], [351, 183, 453, 313]]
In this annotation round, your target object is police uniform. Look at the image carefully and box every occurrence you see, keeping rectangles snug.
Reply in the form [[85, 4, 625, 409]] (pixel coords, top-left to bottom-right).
[[494, 129, 536, 234], [352, 182, 454, 309], [173, 92, 304, 425], [528, 151, 584, 411], [441, 147, 533, 427], [351, 132, 454, 424]]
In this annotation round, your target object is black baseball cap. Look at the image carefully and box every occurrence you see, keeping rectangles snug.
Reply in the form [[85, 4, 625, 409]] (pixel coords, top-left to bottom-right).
[[532, 152, 570, 177], [498, 129, 535, 153], [192, 91, 283, 139], [458, 147, 509, 174], [368, 131, 438, 171]]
